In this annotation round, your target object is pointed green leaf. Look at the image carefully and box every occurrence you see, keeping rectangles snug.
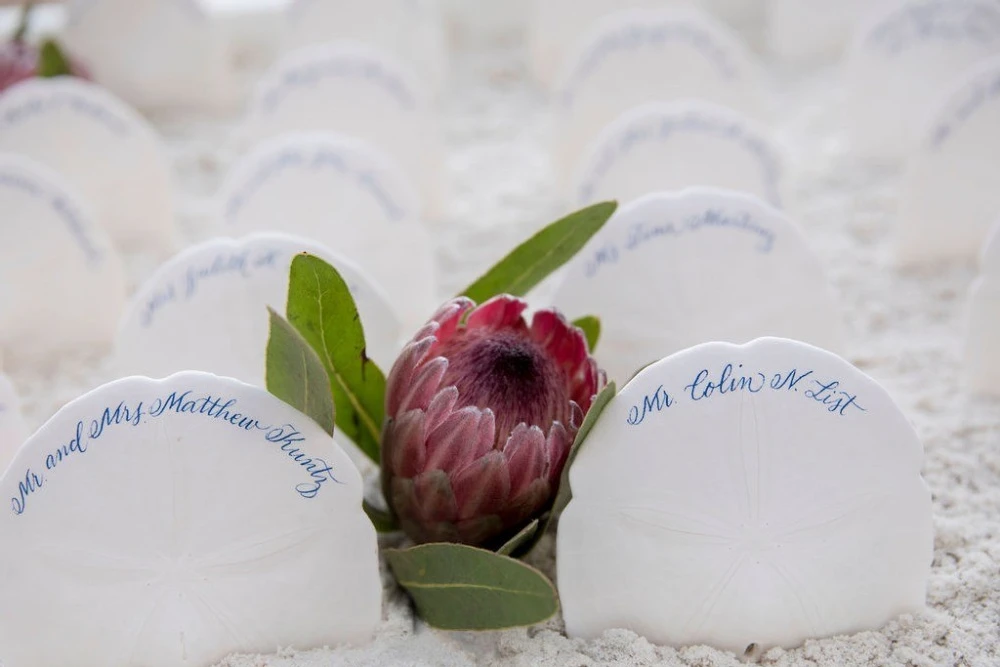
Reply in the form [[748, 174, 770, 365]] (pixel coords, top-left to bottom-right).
[[497, 518, 539, 557], [285, 254, 385, 464], [37, 39, 73, 78], [458, 201, 617, 303], [363, 499, 399, 533], [571, 315, 601, 352], [385, 543, 559, 630], [524, 382, 617, 555], [265, 307, 336, 435]]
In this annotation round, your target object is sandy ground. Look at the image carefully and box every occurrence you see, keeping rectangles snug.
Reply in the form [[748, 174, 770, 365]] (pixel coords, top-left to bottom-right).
[[6, 9, 1000, 667]]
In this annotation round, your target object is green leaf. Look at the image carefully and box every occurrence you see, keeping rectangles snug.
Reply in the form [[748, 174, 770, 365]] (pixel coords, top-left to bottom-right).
[[265, 307, 336, 436], [363, 499, 399, 533], [571, 315, 601, 352], [497, 518, 539, 557], [385, 543, 559, 630], [525, 382, 617, 555], [285, 254, 386, 464], [37, 39, 73, 78], [458, 201, 617, 303]]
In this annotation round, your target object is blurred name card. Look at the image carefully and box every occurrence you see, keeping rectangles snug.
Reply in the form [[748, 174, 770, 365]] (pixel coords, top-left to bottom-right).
[[242, 42, 448, 219], [559, 337, 933, 653], [551, 188, 843, 383], [0, 154, 125, 362], [0, 372, 381, 667], [552, 7, 764, 176], [845, 0, 1000, 160], [570, 100, 785, 209], [897, 55, 1000, 263], [217, 133, 436, 327], [0, 78, 177, 253], [115, 233, 402, 383], [965, 222, 1000, 395]]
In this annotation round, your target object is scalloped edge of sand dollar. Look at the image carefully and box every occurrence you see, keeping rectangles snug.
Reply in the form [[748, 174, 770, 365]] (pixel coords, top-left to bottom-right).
[[240, 41, 448, 219], [552, 6, 765, 174], [568, 100, 786, 209], [0, 77, 177, 252], [114, 232, 402, 383], [896, 55, 1000, 264], [0, 152, 126, 363], [550, 187, 844, 383], [0, 370, 381, 667], [558, 336, 933, 654]]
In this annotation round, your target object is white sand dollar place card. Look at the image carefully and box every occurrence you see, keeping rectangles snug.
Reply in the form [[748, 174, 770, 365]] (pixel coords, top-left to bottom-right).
[[553, 7, 764, 174], [0, 371, 381, 667], [218, 133, 435, 326], [115, 233, 401, 385], [0, 153, 126, 361], [551, 189, 843, 383], [897, 55, 1000, 263], [63, 0, 234, 112], [964, 223, 1000, 395], [558, 337, 933, 653], [284, 0, 448, 94], [845, 0, 1000, 160], [242, 42, 447, 218], [0, 77, 176, 252], [0, 372, 28, 474], [570, 101, 785, 209]]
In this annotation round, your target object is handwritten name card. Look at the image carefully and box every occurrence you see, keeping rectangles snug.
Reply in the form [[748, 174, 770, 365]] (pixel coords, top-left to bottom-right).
[[115, 233, 401, 385], [965, 222, 1000, 394], [0, 78, 176, 252], [845, 0, 1000, 159], [559, 337, 933, 653], [0, 373, 28, 475], [553, 7, 764, 175], [0, 371, 381, 667], [552, 188, 840, 383], [242, 42, 447, 219], [0, 153, 126, 362], [284, 0, 447, 94], [217, 133, 435, 327], [897, 55, 1000, 263], [570, 100, 785, 209]]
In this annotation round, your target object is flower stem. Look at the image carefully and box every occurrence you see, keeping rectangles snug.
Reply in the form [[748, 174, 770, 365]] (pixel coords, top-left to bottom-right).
[[13, 1, 34, 42]]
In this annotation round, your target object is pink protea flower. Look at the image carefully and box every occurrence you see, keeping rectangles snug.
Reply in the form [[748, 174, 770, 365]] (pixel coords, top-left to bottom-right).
[[381, 294, 606, 548], [1, 40, 89, 93]]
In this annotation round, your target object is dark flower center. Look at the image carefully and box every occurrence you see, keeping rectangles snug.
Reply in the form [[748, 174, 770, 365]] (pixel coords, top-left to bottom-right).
[[438, 328, 570, 444]]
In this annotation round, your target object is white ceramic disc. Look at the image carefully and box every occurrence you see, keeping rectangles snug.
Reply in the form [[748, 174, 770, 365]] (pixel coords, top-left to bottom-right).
[[0, 77, 176, 252], [558, 337, 933, 653], [218, 133, 435, 327], [964, 223, 1000, 394], [0, 371, 381, 667], [551, 189, 843, 383], [0, 153, 126, 361], [63, 0, 234, 112], [553, 7, 764, 176], [766, 0, 871, 61], [845, 0, 1000, 160], [242, 42, 447, 219], [0, 373, 28, 475], [283, 0, 447, 94], [115, 233, 401, 385], [897, 56, 1000, 263], [571, 101, 785, 209]]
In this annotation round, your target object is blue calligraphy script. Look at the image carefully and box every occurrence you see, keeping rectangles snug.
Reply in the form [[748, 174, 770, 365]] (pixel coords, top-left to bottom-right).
[[9, 389, 341, 516], [583, 207, 776, 279], [867, 0, 1000, 56], [929, 69, 1000, 150], [1, 91, 131, 136], [224, 146, 407, 223], [0, 168, 105, 265], [626, 363, 867, 426], [559, 18, 739, 107], [577, 110, 782, 207]]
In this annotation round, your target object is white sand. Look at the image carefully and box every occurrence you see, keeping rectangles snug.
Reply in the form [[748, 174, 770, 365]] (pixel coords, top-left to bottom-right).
[[5, 9, 1000, 667]]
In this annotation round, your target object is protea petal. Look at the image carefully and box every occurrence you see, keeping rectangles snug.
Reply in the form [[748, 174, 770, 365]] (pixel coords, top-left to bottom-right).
[[396, 356, 448, 414], [466, 295, 529, 332], [386, 336, 435, 415], [424, 386, 459, 433], [545, 421, 572, 487], [383, 409, 426, 478], [425, 406, 490, 472], [501, 478, 550, 530], [413, 469, 459, 524], [503, 423, 547, 496], [451, 450, 511, 521]]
